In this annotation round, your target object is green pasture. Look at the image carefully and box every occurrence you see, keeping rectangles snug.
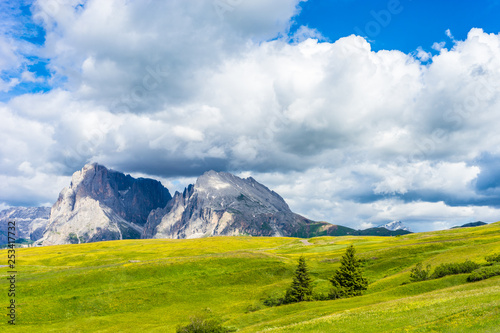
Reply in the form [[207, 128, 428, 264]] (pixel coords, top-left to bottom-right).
[[1, 222, 500, 332]]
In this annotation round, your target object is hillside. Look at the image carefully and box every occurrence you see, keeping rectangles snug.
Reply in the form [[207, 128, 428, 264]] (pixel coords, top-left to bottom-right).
[[1, 222, 500, 332], [451, 221, 488, 229]]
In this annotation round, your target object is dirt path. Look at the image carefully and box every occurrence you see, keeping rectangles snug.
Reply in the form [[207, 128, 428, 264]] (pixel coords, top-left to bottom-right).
[[300, 239, 313, 246]]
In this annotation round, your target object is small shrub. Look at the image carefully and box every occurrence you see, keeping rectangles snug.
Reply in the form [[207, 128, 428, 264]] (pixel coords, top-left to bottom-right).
[[67, 233, 79, 244], [245, 303, 262, 313], [467, 264, 500, 282], [262, 294, 284, 307], [327, 287, 343, 300], [176, 316, 235, 333], [409, 263, 431, 282], [312, 292, 330, 301], [431, 260, 480, 279], [485, 253, 500, 263]]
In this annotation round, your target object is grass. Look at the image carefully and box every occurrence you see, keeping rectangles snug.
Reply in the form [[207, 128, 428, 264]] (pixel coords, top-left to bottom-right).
[[1, 222, 500, 332]]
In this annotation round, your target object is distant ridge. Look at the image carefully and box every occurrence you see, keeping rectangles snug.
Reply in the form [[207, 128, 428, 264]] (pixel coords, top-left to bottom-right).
[[291, 222, 412, 237], [0, 207, 50, 245], [451, 221, 488, 229]]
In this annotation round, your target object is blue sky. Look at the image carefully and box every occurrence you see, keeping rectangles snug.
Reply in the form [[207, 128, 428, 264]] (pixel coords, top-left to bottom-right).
[[1, 0, 500, 231], [295, 0, 500, 52], [4, 0, 500, 100]]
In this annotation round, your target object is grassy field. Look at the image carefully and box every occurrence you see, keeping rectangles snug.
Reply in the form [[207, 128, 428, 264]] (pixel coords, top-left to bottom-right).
[[1, 222, 500, 332]]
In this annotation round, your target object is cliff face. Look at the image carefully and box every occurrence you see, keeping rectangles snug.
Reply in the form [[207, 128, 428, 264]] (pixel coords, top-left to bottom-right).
[[41, 163, 171, 245], [0, 207, 51, 244], [143, 171, 312, 239]]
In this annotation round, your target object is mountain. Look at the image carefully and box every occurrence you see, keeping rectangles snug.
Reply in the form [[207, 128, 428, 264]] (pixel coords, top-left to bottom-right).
[[355, 227, 411, 236], [41, 163, 171, 245], [143, 170, 315, 239], [451, 221, 488, 229], [290, 222, 412, 237], [142, 171, 411, 240], [37, 164, 414, 245], [0, 207, 51, 244], [377, 221, 411, 232]]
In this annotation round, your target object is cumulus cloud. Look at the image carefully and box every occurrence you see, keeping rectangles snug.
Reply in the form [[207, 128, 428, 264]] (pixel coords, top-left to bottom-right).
[[1, 1, 500, 230]]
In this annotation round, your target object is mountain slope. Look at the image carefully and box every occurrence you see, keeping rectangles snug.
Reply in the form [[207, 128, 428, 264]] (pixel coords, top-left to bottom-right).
[[452, 221, 488, 229], [41, 163, 171, 245], [0, 206, 51, 244], [4, 221, 500, 332], [143, 170, 313, 239]]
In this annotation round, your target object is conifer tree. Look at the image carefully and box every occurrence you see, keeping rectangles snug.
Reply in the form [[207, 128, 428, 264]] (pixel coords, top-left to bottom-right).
[[284, 256, 313, 303], [329, 245, 368, 297]]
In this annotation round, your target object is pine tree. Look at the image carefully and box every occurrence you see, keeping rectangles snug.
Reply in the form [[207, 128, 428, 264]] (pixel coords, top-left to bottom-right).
[[329, 245, 368, 297], [284, 256, 313, 304]]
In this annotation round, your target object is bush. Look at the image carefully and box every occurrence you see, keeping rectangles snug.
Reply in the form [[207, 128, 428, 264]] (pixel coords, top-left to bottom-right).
[[176, 316, 235, 333], [409, 263, 431, 282], [312, 292, 330, 301], [431, 260, 480, 279], [485, 253, 500, 263], [327, 287, 343, 300], [262, 294, 284, 307], [67, 233, 79, 244], [467, 265, 500, 282], [245, 303, 262, 313]]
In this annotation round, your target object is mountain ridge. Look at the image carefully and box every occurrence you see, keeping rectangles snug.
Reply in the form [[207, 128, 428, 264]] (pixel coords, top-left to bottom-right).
[[2, 163, 413, 245], [0, 206, 51, 244]]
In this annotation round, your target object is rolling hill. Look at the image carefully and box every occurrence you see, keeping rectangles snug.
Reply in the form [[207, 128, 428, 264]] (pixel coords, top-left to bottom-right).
[[1, 221, 499, 332]]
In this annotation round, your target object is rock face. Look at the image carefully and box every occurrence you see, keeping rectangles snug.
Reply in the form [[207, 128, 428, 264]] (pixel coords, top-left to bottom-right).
[[41, 163, 171, 245], [377, 221, 411, 232], [0, 207, 51, 244], [143, 171, 312, 239]]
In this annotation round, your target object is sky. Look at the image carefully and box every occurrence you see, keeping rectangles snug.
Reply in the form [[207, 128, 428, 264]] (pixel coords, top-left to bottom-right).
[[1, 0, 500, 232]]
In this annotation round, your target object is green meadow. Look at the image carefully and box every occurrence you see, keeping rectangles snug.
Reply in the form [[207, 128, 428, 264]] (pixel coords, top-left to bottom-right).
[[2, 222, 500, 332]]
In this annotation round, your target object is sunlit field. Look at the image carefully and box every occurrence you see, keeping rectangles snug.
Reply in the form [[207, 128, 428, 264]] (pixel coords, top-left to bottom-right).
[[2, 222, 500, 332]]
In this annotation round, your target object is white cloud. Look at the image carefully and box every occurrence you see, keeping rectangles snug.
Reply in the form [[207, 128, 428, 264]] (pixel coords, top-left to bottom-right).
[[414, 46, 431, 61], [445, 29, 455, 41], [432, 41, 446, 51], [290, 25, 326, 43], [1, 2, 500, 230]]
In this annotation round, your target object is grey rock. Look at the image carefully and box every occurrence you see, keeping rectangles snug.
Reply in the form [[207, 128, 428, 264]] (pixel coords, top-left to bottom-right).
[[377, 221, 411, 232], [41, 163, 171, 245], [143, 170, 312, 239], [0, 207, 51, 244]]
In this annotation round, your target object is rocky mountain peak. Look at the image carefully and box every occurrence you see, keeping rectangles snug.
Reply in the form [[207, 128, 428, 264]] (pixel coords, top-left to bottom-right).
[[378, 221, 411, 232], [195, 170, 235, 192], [69, 162, 100, 187], [143, 171, 306, 239], [193, 170, 290, 213], [42, 163, 172, 245]]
